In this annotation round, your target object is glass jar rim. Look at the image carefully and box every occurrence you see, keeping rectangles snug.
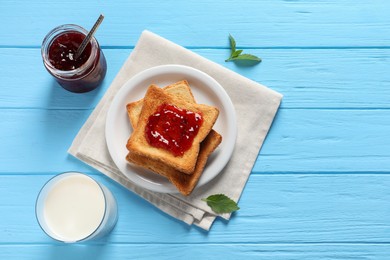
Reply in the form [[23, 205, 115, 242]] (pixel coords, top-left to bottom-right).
[[41, 24, 99, 80]]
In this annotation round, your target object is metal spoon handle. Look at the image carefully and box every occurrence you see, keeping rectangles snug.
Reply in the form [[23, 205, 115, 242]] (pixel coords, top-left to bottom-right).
[[75, 14, 105, 60]]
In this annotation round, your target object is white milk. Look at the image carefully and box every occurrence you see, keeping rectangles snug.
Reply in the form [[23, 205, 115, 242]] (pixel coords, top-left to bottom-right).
[[43, 173, 106, 242]]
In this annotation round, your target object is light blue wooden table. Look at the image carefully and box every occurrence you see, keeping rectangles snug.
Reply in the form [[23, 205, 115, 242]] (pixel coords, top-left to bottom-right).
[[1, 1, 390, 259]]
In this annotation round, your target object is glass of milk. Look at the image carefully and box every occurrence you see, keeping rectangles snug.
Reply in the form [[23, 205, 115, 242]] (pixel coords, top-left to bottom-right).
[[35, 172, 118, 243]]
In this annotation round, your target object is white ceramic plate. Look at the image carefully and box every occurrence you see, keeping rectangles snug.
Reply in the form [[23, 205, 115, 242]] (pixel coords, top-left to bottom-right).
[[105, 65, 237, 193]]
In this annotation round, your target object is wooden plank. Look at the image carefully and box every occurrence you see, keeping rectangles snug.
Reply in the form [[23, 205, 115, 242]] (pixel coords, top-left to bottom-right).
[[1, 174, 390, 243], [2, 0, 389, 258], [0, 48, 389, 109], [1, 1, 389, 47], [0, 109, 389, 174], [254, 108, 390, 173], [0, 109, 93, 173], [0, 244, 389, 259]]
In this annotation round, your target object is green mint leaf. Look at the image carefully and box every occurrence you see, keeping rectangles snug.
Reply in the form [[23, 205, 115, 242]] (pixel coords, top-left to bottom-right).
[[229, 53, 262, 62], [232, 49, 243, 58], [202, 194, 240, 214], [225, 34, 262, 64], [225, 50, 244, 61], [228, 34, 236, 55]]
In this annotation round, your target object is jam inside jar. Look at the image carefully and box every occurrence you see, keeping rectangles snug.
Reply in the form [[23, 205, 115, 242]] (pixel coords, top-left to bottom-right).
[[42, 24, 107, 93]]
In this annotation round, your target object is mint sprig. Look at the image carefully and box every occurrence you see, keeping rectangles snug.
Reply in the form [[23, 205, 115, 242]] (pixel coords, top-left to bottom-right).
[[202, 194, 240, 214], [225, 34, 261, 63]]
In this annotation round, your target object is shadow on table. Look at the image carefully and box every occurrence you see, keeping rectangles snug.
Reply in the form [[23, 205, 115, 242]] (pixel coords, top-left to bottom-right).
[[45, 79, 107, 109], [231, 59, 261, 67], [45, 237, 113, 260]]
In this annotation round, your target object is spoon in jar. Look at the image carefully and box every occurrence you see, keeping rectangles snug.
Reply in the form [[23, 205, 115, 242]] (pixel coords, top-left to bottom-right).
[[74, 14, 105, 60]]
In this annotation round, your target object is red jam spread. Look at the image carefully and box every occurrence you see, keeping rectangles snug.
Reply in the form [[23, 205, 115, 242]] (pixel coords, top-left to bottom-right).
[[145, 104, 203, 156], [48, 32, 91, 70]]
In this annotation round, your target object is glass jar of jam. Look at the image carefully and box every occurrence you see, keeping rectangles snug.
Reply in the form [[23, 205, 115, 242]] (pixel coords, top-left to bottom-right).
[[41, 24, 107, 93]]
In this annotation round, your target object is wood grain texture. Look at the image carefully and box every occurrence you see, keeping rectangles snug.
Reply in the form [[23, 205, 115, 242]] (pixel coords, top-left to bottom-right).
[[1, 174, 390, 244], [1, 0, 390, 258], [0, 109, 389, 174], [0, 1, 389, 47], [255, 109, 390, 173], [0, 48, 389, 109], [1, 244, 390, 260]]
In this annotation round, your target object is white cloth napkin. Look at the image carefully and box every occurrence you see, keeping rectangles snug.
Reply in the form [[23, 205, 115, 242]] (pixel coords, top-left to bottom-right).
[[69, 30, 282, 231]]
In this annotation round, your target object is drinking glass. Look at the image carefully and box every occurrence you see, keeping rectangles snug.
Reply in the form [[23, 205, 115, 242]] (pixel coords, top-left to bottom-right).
[[35, 172, 118, 243]]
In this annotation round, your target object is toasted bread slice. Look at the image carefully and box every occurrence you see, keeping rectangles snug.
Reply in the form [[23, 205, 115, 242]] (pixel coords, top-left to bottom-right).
[[126, 85, 219, 174], [126, 130, 222, 196], [126, 81, 222, 195], [126, 80, 195, 128]]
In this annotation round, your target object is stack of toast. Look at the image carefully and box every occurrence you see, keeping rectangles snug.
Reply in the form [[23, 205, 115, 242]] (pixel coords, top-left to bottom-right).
[[125, 80, 222, 196]]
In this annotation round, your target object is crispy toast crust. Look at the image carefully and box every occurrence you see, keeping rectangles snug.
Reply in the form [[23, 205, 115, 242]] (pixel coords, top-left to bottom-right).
[[126, 130, 222, 196], [126, 80, 195, 128], [126, 85, 219, 174]]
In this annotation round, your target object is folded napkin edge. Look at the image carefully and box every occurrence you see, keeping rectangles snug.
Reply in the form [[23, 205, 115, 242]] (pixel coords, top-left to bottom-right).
[[67, 29, 283, 232]]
